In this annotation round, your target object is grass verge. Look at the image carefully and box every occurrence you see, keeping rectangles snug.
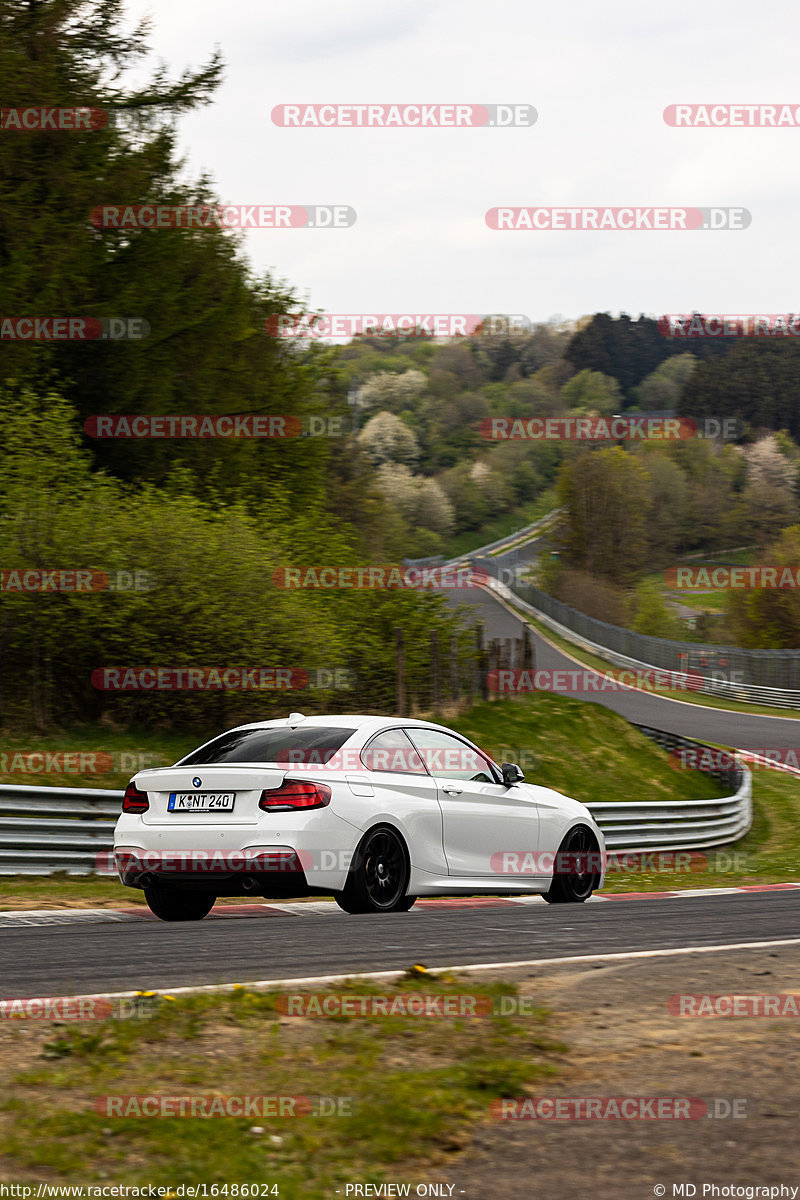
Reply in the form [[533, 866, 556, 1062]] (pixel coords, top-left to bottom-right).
[[0, 974, 562, 1195]]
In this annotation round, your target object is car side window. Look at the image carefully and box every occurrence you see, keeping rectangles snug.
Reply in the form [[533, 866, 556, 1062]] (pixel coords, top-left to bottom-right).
[[361, 728, 429, 775], [405, 728, 500, 783]]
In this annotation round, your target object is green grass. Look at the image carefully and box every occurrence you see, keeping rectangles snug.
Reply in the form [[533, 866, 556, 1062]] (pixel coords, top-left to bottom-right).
[[0, 975, 562, 1194], [455, 695, 725, 806], [692, 548, 757, 566], [648, 548, 757, 616], [0, 875, 145, 909]]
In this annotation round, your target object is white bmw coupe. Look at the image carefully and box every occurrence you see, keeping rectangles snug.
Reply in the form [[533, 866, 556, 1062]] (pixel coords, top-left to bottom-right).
[[114, 712, 606, 920]]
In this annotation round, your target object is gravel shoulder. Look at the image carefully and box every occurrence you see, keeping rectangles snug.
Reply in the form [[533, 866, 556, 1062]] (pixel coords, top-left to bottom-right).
[[440, 948, 800, 1199]]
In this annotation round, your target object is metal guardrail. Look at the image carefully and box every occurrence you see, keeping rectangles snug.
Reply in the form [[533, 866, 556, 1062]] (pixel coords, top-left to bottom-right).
[[0, 783, 122, 874], [588, 726, 752, 852], [455, 510, 562, 561], [479, 572, 800, 709], [0, 733, 751, 873]]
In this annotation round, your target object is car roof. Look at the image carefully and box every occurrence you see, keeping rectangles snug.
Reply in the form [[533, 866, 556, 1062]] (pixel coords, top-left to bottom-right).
[[224, 714, 463, 735]]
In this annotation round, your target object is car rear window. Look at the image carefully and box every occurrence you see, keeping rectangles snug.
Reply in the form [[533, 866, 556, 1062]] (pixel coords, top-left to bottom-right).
[[179, 727, 354, 766]]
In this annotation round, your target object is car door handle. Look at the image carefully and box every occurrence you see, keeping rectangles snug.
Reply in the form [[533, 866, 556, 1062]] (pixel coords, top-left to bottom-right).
[[442, 785, 463, 796]]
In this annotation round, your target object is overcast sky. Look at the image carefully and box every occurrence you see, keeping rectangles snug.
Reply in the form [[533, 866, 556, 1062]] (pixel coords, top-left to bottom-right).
[[121, 0, 800, 327]]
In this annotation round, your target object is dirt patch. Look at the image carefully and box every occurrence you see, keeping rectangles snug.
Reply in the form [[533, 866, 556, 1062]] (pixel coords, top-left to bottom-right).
[[434, 948, 800, 1199]]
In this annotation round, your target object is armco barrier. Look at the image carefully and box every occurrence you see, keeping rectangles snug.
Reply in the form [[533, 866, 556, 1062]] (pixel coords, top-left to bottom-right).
[[0, 737, 751, 874], [476, 568, 800, 708], [0, 783, 121, 874], [588, 726, 752, 852], [441, 510, 562, 569]]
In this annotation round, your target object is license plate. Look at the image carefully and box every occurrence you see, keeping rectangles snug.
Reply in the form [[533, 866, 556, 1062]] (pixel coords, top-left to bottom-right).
[[168, 793, 236, 812]]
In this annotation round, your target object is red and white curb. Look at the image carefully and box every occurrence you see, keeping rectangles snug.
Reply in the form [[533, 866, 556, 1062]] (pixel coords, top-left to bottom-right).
[[1, 883, 799, 928]]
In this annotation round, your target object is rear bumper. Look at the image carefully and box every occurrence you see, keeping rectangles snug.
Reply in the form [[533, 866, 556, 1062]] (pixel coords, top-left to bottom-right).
[[114, 846, 317, 897], [113, 811, 359, 895]]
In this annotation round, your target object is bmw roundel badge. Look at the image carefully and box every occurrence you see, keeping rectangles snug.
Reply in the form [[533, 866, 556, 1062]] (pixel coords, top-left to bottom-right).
[[193, 777, 202, 788]]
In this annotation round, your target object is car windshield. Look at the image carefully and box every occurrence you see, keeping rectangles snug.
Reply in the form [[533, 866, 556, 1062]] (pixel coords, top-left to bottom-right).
[[179, 726, 354, 766]]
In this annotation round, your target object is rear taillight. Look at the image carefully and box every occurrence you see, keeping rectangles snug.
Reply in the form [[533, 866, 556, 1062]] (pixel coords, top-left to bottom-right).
[[122, 781, 149, 813], [259, 780, 332, 812]]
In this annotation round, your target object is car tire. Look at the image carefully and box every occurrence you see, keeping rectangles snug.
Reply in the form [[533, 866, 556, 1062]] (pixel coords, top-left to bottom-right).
[[336, 825, 413, 914], [542, 825, 600, 904], [144, 885, 216, 922]]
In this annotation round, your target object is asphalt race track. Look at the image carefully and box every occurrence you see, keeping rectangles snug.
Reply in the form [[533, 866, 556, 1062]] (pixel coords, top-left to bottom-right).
[[2, 890, 799, 998], [446, 584, 800, 748]]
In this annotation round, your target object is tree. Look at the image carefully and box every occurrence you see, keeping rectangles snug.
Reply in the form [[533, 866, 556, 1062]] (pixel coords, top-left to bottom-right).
[[744, 436, 797, 492], [374, 463, 421, 522], [560, 369, 623, 417], [0, 0, 329, 515], [550, 567, 632, 626], [726, 527, 800, 648], [556, 447, 651, 583], [439, 462, 491, 531], [639, 452, 690, 560], [0, 389, 478, 727], [374, 465, 454, 536], [632, 580, 684, 638], [357, 412, 421, 467], [680, 341, 800, 440], [565, 313, 729, 398], [416, 478, 454, 534], [357, 370, 427, 411], [470, 461, 514, 513], [630, 353, 697, 409]]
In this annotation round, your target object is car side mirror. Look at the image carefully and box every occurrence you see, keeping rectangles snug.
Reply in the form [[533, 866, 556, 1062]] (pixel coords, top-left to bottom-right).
[[501, 762, 525, 785]]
